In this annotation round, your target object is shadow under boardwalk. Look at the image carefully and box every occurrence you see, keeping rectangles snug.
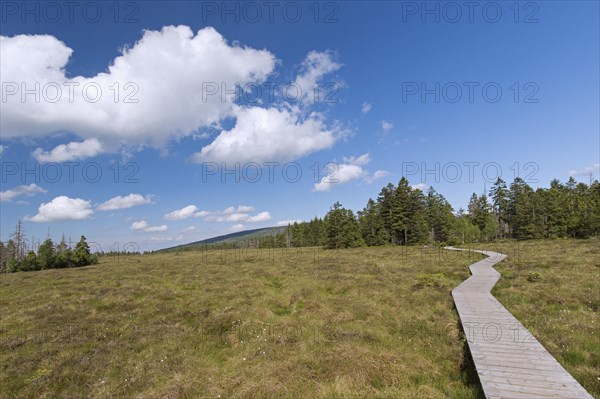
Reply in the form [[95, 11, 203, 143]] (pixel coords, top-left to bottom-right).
[[447, 247, 593, 399]]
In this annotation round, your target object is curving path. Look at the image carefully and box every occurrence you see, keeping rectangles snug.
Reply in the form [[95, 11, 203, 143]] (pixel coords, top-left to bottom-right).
[[447, 247, 593, 399]]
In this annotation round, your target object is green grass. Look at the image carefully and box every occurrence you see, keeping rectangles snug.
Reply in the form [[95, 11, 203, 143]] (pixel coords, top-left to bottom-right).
[[1, 240, 597, 398], [1, 246, 484, 398], [474, 238, 600, 397]]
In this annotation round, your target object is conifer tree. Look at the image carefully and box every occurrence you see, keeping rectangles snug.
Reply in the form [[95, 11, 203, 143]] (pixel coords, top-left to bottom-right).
[[73, 236, 92, 266], [38, 239, 56, 270]]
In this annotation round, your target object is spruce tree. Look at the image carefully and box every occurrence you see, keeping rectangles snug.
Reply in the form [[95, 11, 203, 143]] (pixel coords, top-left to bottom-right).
[[73, 236, 92, 267], [38, 239, 56, 270], [358, 199, 388, 246], [490, 178, 510, 238], [426, 187, 454, 243]]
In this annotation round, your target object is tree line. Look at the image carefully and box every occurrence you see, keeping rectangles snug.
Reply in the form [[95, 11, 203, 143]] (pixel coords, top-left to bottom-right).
[[275, 176, 600, 249], [3, 176, 597, 267], [0, 222, 97, 273]]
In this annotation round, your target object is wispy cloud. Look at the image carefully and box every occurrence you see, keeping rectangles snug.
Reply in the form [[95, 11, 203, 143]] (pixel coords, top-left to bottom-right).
[[130, 220, 168, 232], [97, 194, 153, 211], [361, 102, 372, 114], [163, 205, 207, 221], [164, 204, 270, 224], [32, 138, 103, 162], [313, 153, 391, 191], [380, 120, 394, 133], [568, 163, 599, 177], [0, 183, 46, 202], [366, 170, 392, 184]]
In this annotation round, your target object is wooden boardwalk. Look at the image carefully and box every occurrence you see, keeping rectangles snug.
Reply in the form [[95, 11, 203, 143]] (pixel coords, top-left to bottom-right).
[[447, 247, 594, 399]]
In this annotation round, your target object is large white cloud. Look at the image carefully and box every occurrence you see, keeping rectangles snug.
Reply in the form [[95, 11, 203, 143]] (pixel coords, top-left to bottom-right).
[[193, 106, 338, 163], [0, 183, 46, 202], [3, 28, 346, 164], [26, 196, 93, 222], [1, 26, 276, 149], [32, 138, 103, 162], [97, 193, 152, 211]]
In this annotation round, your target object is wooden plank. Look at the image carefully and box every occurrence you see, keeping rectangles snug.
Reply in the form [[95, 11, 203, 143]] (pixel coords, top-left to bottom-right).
[[447, 247, 593, 399]]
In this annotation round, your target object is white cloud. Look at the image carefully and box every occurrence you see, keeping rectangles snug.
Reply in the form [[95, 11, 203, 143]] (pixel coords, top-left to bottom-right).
[[1, 26, 276, 149], [361, 102, 372, 114], [343, 153, 370, 166], [226, 213, 248, 222], [131, 220, 149, 230], [131, 220, 168, 232], [366, 170, 392, 184], [3, 29, 347, 165], [568, 163, 599, 177], [276, 219, 304, 226], [191, 205, 271, 224], [0, 183, 46, 202], [293, 50, 342, 105], [411, 183, 428, 191], [230, 224, 245, 232], [226, 213, 250, 222], [204, 212, 248, 223], [223, 205, 254, 214], [192, 106, 338, 163], [149, 237, 174, 242], [314, 163, 367, 192], [26, 196, 93, 222], [162, 204, 269, 226], [32, 138, 103, 162], [380, 120, 394, 132], [97, 193, 152, 211], [313, 153, 390, 191], [181, 226, 196, 233], [192, 51, 344, 165], [247, 211, 271, 223], [144, 225, 168, 232], [163, 205, 206, 220], [149, 235, 182, 242]]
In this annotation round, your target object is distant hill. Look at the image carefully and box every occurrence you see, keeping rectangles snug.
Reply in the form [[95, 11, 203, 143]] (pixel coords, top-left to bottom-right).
[[157, 226, 286, 252]]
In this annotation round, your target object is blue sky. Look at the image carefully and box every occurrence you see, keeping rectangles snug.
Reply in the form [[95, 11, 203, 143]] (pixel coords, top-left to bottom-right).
[[1, 1, 598, 251]]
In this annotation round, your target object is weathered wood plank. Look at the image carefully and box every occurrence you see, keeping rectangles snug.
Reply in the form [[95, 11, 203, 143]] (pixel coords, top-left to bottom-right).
[[447, 247, 593, 399]]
